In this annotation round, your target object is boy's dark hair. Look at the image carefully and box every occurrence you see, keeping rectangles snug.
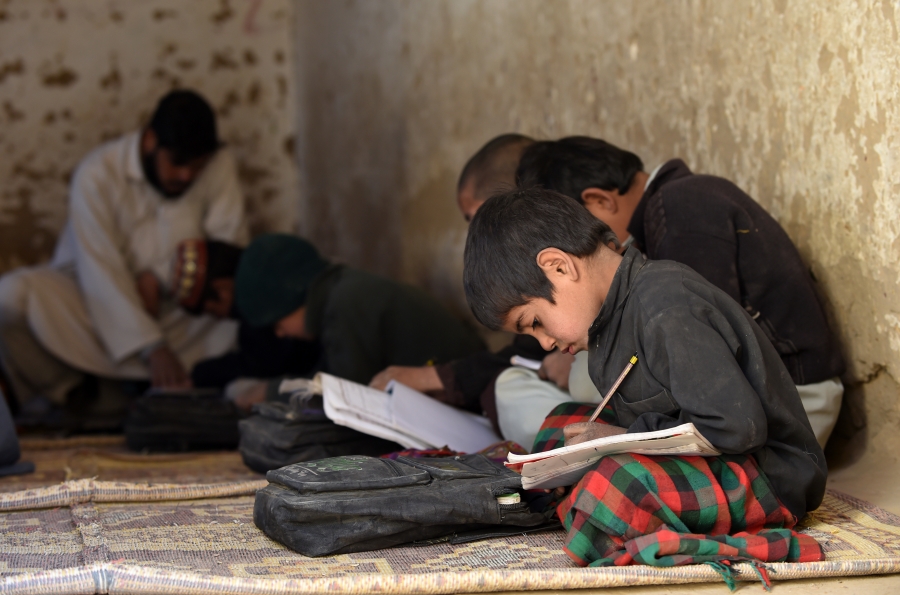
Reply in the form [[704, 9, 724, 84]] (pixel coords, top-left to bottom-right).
[[516, 136, 644, 201], [464, 187, 619, 330], [458, 134, 534, 199], [148, 90, 220, 164]]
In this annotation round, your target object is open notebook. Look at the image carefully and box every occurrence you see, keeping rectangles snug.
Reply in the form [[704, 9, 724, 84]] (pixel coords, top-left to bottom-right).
[[316, 373, 501, 453], [506, 423, 721, 490]]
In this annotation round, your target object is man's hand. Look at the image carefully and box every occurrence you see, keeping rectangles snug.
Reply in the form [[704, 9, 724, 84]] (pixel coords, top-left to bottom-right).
[[538, 350, 575, 389], [369, 365, 444, 393], [232, 382, 267, 413], [136, 270, 161, 318], [563, 421, 628, 445], [147, 345, 190, 389]]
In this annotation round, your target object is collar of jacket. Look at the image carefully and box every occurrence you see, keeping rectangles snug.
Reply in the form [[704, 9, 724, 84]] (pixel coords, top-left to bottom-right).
[[588, 246, 647, 342], [626, 158, 693, 250], [303, 264, 345, 339]]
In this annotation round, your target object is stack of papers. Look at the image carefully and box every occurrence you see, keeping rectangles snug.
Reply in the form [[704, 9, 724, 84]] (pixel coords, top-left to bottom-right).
[[506, 423, 720, 489]]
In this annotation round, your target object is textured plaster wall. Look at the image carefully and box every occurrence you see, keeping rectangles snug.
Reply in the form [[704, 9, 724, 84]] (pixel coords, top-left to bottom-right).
[[0, 0, 297, 271], [294, 0, 900, 456]]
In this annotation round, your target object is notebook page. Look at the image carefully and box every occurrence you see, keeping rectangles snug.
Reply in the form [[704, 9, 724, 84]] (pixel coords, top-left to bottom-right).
[[319, 373, 426, 448], [521, 431, 720, 477], [521, 442, 719, 490], [388, 381, 501, 452], [321, 373, 394, 426], [507, 423, 715, 464]]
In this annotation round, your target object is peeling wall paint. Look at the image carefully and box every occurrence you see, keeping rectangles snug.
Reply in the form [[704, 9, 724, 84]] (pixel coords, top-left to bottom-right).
[[294, 0, 900, 451], [0, 0, 298, 271]]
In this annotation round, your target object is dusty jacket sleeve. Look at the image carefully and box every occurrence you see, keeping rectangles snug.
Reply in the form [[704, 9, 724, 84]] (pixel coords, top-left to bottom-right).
[[201, 150, 249, 247], [628, 304, 768, 455], [69, 163, 163, 362]]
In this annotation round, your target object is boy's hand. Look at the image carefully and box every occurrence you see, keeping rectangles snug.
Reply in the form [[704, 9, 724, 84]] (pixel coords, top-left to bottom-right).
[[147, 345, 190, 389], [232, 381, 267, 412], [369, 365, 444, 392], [563, 421, 627, 445], [538, 350, 575, 389]]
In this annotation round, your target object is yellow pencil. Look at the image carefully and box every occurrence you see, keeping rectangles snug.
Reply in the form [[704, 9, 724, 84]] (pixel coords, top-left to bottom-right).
[[587, 352, 638, 423]]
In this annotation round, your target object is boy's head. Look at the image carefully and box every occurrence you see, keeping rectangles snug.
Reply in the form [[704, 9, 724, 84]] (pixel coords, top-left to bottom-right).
[[235, 234, 329, 337], [173, 239, 243, 318], [141, 90, 221, 198], [464, 187, 620, 354], [516, 137, 646, 243], [457, 133, 534, 222]]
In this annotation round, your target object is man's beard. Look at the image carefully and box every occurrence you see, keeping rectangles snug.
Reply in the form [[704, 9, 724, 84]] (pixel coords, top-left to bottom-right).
[[141, 150, 189, 199]]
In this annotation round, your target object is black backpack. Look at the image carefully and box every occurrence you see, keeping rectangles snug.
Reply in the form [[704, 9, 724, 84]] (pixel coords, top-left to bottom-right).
[[0, 389, 33, 477], [238, 396, 400, 473], [124, 391, 242, 452], [254, 454, 555, 556]]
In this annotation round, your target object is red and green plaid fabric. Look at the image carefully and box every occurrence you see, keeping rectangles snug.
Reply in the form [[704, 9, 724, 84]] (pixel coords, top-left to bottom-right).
[[533, 402, 823, 573], [531, 403, 617, 453]]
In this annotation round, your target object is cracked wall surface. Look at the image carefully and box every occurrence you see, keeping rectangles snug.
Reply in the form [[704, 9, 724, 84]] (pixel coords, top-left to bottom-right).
[[0, 0, 298, 271], [294, 0, 900, 454]]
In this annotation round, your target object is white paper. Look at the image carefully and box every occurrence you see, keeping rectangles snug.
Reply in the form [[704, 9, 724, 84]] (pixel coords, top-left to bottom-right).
[[508, 423, 720, 490], [318, 373, 501, 452], [388, 381, 501, 452], [510, 355, 543, 371]]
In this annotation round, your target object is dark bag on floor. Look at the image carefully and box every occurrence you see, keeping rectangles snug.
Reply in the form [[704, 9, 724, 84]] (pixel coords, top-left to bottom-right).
[[0, 388, 34, 477], [124, 391, 241, 452], [254, 454, 554, 556], [238, 396, 400, 473]]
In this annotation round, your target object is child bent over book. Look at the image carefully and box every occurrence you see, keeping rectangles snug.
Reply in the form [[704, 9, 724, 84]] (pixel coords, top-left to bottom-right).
[[463, 187, 826, 569]]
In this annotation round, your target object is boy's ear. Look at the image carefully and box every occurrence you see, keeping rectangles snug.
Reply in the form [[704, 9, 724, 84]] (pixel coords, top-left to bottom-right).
[[581, 187, 620, 215], [536, 248, 580, 281]]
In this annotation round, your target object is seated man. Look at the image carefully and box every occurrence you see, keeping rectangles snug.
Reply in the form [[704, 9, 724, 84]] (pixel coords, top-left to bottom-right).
[[0, 90, 247, 415], [234, 234, 485, 398], [370, 133, 561, 432], [171, 238, 321, 389], [516, 137, 845, 447], [464, 187, 825, 568]]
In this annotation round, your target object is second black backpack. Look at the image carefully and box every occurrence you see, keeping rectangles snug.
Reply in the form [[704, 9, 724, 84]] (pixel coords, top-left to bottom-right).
[[238, 396, 401, 473], [124, 391, 242, 452]]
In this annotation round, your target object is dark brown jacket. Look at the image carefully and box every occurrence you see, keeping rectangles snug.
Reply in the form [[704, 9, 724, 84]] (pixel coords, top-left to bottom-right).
[[628, 160, 844, 385]]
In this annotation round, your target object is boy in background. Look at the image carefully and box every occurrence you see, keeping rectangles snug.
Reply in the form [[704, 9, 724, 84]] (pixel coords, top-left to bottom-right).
[[463, 187, 825, 568], [170, 238, 321, 389], [234, 234, 484, 398]]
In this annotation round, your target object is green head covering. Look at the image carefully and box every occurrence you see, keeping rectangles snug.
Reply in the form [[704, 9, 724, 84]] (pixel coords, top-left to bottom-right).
[[235, 234, 330, 327]]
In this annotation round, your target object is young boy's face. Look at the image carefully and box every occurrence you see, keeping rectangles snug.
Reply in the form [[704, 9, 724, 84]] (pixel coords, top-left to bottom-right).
[[503, 296, 593, 355], [500, 246, 615, 354], [503, 275, 605, 356]]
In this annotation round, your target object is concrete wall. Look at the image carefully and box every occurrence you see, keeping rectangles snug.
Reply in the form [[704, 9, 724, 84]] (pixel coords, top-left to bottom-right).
[[0, 0, 297, 271], [293, 0, 900, 459]]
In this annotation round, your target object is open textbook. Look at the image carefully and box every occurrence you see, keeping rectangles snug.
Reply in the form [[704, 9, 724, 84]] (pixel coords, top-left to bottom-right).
[[313, 373, 501, 453], [506, 423, 721, 490]]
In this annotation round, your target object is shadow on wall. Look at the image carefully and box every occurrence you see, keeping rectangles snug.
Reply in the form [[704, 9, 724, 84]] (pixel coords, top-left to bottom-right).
[[827, 385, 868, 469], [826, 366, 894, 470]]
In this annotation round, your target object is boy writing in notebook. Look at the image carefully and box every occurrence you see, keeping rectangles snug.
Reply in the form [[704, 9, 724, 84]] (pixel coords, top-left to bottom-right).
[[464, 187, 826, 568]]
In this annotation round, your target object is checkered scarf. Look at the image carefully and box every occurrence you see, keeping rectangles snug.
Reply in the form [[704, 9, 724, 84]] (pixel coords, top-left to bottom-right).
[[533, 403, 823, 579]]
